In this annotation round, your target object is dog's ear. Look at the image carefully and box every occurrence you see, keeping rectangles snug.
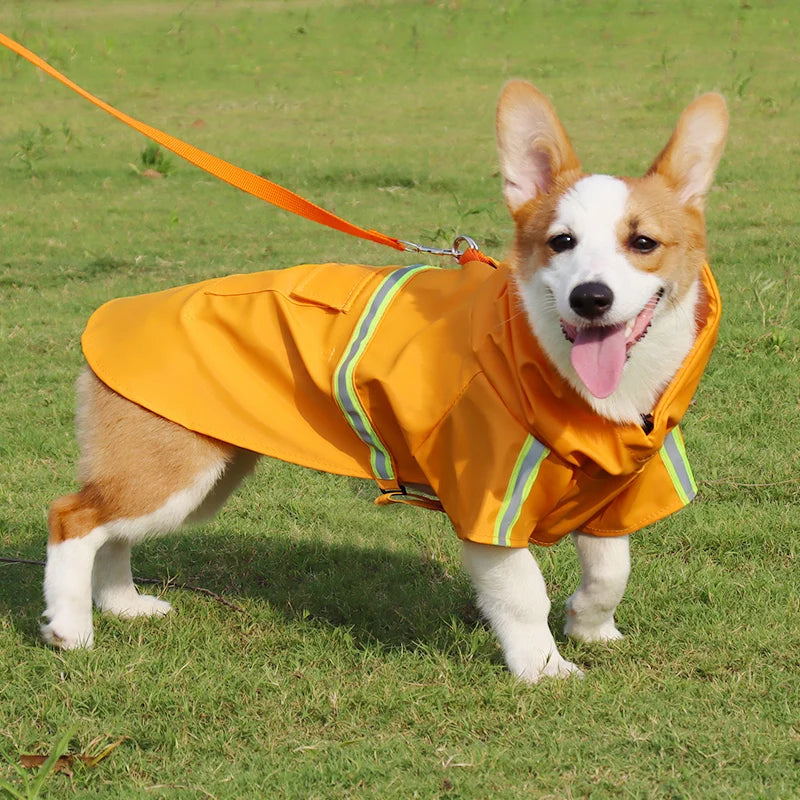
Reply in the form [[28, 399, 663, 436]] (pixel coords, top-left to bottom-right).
[[647, 93, 728, 212], [496, 81, 581, 215]]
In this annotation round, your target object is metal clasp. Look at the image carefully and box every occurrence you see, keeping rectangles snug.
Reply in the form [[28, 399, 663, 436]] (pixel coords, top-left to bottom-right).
[[398, 235, 481, 262]]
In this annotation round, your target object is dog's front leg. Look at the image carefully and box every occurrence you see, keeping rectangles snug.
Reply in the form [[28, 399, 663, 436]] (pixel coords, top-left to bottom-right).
[[564, 533, 630, 642], [462, 540, 582, 682]]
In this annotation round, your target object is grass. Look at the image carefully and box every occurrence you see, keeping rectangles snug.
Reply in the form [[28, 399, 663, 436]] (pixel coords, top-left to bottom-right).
[[0, 0, 798, 797]]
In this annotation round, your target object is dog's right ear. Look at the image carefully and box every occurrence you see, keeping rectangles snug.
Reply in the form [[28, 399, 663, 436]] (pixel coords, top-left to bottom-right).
[[496, 81, 581, 216]]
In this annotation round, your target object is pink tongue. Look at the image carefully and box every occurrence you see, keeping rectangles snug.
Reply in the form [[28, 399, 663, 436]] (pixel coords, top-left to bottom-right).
[[570, 324, 626, 399]]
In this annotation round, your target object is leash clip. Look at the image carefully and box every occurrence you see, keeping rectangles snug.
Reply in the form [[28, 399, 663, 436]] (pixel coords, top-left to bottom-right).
[[398, 235, 481, 263]]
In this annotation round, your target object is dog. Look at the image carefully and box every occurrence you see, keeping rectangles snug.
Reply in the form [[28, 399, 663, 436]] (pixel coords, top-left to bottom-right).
[[41, 81, 727, 682]]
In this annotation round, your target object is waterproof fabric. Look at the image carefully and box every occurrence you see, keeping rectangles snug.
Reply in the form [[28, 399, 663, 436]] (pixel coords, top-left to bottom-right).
[[82, 259, 721, 547]]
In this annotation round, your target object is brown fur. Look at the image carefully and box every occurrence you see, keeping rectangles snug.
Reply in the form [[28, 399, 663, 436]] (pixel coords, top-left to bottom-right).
[[619, 175, 708, 297], [47, 369, 240, 544], [511, 169, 583, 279]]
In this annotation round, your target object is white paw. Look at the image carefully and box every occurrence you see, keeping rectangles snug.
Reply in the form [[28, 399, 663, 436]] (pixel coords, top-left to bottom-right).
[[508, 647, 584, 683], [96, 591, 172, 619], [40, 617, 94, 650], [564, 614, 624, 643], [539, 651, 585, 681]]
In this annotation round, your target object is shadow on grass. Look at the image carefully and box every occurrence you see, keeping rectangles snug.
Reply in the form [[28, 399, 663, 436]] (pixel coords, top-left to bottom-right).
[[0, 526, 48, 643], [151, 530, 482, 651], [0, 525, 485, 654]]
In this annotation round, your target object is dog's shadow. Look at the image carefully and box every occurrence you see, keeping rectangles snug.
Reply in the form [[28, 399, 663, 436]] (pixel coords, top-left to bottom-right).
[[152, 527, 481, 649], [0, 502, 486, 654], [3, 470, 575, 657]]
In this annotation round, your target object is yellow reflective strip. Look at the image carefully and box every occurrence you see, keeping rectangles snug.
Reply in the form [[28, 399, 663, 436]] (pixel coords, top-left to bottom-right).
[[659, 428, 695, 506], [671, 426, 697, 495], [493, 436, 549, 546], [660, 450, 689, 506], [333, 265, 434, 481]]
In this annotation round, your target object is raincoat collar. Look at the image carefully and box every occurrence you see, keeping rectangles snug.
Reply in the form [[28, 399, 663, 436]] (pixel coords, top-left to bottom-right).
[[473, 263, 721, 476]]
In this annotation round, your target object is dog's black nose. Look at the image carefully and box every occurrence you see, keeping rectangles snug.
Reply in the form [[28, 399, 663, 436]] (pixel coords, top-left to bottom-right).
[[569, 282, 614, 319]]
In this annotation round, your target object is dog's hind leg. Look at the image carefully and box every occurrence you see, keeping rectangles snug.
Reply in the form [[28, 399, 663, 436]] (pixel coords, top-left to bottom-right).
[[92, 539, 171, 619], [42, 368, 245, 649], [43, 493, 111, 650], [462, 540, 583, 682], [91, 448, 259, 621], [564, 532, 630, 642]]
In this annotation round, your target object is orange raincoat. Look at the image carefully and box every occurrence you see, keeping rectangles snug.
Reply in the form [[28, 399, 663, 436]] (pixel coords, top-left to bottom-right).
[[82, 259, 720, 547]]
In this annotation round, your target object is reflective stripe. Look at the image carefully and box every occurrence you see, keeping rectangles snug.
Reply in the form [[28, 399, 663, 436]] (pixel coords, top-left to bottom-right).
[[333, 265, 434, 481], [659, 427, 697, 506], [493, 436, 549, 546]]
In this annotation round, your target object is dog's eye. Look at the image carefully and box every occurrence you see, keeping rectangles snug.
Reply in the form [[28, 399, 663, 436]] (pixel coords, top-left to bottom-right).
[[548, 233, 576, 253], [630, 235, 659, 253]]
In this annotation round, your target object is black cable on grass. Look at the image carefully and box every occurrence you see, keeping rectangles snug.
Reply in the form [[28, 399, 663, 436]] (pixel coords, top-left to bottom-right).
[[0, 557, 246, 613]]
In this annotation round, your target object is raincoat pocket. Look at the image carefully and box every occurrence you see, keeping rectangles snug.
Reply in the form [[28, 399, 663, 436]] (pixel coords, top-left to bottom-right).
[[289, 262, 382, 312]]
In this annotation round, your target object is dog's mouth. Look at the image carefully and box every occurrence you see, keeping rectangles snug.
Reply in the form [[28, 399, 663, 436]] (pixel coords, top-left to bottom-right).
[[560, 289, 664, 399]]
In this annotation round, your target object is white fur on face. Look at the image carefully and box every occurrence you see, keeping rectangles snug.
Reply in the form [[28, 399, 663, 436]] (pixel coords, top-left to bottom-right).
[[515, 174, 699, 424], [538, 175, 663, 325]]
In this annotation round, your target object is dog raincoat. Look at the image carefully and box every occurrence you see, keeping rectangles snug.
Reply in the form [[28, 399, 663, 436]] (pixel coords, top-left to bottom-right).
[[82, 259, 720, 547]]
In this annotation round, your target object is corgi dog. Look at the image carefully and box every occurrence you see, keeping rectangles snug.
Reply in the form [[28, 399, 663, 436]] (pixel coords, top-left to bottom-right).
[[41, 82, 727, 683]]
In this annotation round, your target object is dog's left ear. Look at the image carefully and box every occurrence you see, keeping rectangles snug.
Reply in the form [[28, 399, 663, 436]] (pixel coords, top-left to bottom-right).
[[647, 93, 728, 212], [496, 81, 581, 215]]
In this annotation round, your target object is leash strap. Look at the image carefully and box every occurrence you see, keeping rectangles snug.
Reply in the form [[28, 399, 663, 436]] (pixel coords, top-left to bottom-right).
[[1, 32, 498, 267]]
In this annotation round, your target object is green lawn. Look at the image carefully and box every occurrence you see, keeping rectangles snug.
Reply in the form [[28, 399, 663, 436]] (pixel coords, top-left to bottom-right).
[[1, 1, 798, 797]]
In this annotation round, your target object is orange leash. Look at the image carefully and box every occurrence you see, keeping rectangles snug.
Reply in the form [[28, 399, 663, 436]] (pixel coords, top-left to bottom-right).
[[0, 32, 498, 268]]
